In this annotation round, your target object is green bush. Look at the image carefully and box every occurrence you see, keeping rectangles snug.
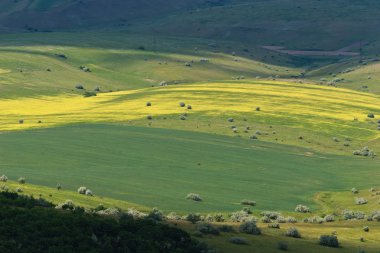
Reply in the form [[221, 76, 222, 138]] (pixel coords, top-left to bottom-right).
[[196, 222, 220, 235], [319, 235, 339, 248], [285, 227, 301, 238], [185, 213, 201, 224], [18, 177, 26, 184], [186, 193, 202, 202], [148, 207, 164, 221], [240, 199, 256, 206], [239, 221, 261, 235], [295, 204, 310, 213]]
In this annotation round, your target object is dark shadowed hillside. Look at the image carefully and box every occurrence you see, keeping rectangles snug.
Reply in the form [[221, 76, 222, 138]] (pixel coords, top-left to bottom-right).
[[0, 0, 205, 30]]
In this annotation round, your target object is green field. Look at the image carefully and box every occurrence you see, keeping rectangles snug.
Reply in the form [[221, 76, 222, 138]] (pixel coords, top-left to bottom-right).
[[0, 124, 379, 213]]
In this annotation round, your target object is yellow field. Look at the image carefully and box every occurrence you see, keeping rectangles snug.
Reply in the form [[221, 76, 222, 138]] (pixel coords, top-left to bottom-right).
[[1, 81, 379, 142]]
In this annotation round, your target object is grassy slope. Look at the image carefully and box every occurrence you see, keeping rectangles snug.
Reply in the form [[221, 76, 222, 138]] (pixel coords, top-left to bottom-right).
[[0, 123, 379, 213], [0, 32, 301, 98]]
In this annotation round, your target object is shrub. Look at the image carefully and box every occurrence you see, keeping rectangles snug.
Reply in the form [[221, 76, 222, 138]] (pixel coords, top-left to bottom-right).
[[18, 177, 26, 184], [97, 207, 123, 218], [295, 204, 310, 213], [343, 210, 365, 220], [240, 199, 256, 206], [55, 200, 75, 210], [285, 227, 301, 238], [16, 187, 23, 193], [166, 212, 181, 220], [147, 115, 153, 120], [146, 102, 152, 106], [242, 207, 252, 214], [85, 189, 93, 196], [256, 107, 261, 111], [370, 210, 380, 221], [229, 237, 249, 245], [261, 211, 281, 220], [250, 135, 258, 140], [363, 226, 369, 232], [205, 213, 224, 222], [19, 119, 24, 124], [286, 216, 297, 223], [255, 130, 262, 135], [368, 113, 375, 118], [75, 84, 84, 89], [187, 105, 192, 110], [305, 216, 324, 224], [0, 175, 8, 182], [185, 213, 201, 224], [261, 216, 271, 223], [196, 222, 220, 235], [352, 188, 359, 194], [333, 137, 339, 142], [319, 235, 339, 248], [324, 215, 335, 222], [276, 216, 286, 223], [227, 118, 234, 122], [179, 102, 186, 107], [77, 186, 87, 195], [56, 184, 62, 190], [268, 223, 280, 229], [353, 147, 376, 157], [148, 207, 164, 221], [180, 115, 187, 120], [277, 242, 288, 251], [239, 221, 261, 235], [355, 197, 368, 205], [186, 193, 202, 202], [126, 208, 147, 219], [230, 210, 256, 223]]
